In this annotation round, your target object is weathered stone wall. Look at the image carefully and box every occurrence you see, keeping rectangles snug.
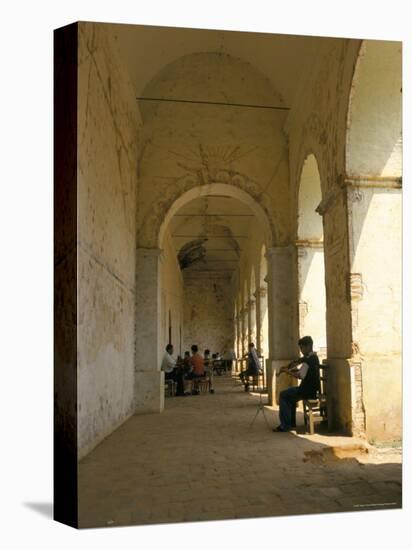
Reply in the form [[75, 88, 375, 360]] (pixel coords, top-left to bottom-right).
[[77, 23, 140, 458], [183, 274, 235, 354]]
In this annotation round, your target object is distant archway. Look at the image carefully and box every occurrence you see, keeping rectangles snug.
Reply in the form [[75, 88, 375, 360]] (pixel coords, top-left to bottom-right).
[[159, 183, 274, 249]]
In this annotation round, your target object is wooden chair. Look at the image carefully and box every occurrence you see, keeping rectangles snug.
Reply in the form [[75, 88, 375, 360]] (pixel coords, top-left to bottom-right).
[[164, 378, 176, 397], [303, 361, 328, 434], [250, 356, 266, 392]]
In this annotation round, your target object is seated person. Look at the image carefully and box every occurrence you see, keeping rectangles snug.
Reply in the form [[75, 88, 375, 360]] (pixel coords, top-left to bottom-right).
[[239, 342, 262, 391], [212, 352, 223, 375], [161, 343, 176, 380], [273, 335, 320, 433], [160, 344, 186, 396], [182, 350, 192, 374], [186, 344, 206, 394]]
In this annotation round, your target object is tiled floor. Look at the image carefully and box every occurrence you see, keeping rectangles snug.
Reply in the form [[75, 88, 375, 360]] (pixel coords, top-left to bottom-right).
[[78, 375, 402, 528]]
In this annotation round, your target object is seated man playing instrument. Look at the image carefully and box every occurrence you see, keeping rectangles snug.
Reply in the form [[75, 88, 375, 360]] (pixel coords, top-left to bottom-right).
[[273, 336, 320, 433]]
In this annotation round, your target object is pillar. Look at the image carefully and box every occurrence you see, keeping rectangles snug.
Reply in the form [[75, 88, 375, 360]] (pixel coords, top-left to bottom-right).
[[247, 298, 256, 345], [135, 248, 164, 414], [234, 314, 240, 359], [242, 306, 249, 356], [254, 286, 267, 357], [253, 290, 261, 354], [266, 245, 299, 405], [346, 178, 402, 441]]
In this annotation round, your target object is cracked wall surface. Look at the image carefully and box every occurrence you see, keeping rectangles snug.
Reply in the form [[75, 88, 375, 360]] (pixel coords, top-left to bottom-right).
[[77, 23, 140, 458]]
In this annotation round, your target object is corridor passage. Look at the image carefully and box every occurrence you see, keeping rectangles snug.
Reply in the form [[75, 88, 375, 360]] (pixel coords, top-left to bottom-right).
[[78, 376, 401, 528]]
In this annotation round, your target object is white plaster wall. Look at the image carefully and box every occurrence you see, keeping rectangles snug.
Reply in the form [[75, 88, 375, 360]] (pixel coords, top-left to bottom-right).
[[346, 41, 402, 178], [298, 248, 327, 350], [77, 23, 140, 458], [348, 187, 402, 440]]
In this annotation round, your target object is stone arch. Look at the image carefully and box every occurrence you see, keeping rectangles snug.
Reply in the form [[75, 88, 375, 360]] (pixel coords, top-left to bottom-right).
[[158, 182, 275, 249], [346, 40, 402, 178], [296, 153, 327, 354]]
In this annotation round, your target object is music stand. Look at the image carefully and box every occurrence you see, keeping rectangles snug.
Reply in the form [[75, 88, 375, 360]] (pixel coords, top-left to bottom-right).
[[250, 383, 272, 429]]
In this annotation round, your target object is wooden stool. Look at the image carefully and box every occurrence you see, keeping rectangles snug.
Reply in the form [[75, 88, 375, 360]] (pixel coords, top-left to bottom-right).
[[164, 379, 176, 397]]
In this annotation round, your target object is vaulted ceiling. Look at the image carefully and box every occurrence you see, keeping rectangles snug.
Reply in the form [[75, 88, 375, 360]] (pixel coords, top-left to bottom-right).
[[167, 196, 256, 277], [115, 23, 324, 106]]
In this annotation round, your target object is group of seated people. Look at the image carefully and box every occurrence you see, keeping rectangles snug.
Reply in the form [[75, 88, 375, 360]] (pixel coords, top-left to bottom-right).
[[161, 344, 236, 396]]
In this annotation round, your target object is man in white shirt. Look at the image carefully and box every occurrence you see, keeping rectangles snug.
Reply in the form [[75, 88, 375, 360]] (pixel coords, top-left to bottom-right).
[[161, 344, 187, 396], [161, 344, 176, 378]]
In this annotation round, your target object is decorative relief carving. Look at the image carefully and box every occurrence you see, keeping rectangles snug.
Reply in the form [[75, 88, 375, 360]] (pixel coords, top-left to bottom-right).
[[349, 273, 364, 300], [297, 247, 308, 259], [350, 188, 364, 203], [349, 359, 366, 434], [258, 286, 267, 298], [299, 301, 308, 318]]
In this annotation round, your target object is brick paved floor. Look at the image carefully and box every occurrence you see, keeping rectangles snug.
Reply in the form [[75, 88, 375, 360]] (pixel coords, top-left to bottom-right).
[[78, 375, 402, 528]]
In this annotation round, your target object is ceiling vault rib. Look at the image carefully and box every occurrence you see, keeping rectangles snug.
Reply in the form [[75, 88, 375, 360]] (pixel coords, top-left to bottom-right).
[[136, 96, 290, 111]]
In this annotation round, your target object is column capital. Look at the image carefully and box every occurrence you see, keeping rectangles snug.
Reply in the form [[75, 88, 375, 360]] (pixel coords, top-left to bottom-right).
[[253, 286, 267, 299], [136, 247, 164, 259], [259, 286, 267, 298], [247, 298, 256, 309], [295, 239, 324, 249], [265, 245, 295, 260]]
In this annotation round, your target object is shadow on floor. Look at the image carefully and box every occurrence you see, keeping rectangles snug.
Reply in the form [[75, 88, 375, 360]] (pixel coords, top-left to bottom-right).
[[24, 502, 53, 519]]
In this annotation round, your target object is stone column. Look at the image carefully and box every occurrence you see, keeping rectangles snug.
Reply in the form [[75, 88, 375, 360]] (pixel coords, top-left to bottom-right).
[[253, 290, 262, 354], [345, 179, 401, 440], [265, 245, 299, 405], [247, 298, 256, 345], [234, 314, 240, 360], [239, 308, 245, 358], [135, 248, 164, 414], [254, 286, 267, 356], [242, 305, 249, 354]]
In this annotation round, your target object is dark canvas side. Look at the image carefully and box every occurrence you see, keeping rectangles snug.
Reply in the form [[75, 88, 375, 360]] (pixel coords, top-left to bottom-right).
[[53, 22, 78, 529]]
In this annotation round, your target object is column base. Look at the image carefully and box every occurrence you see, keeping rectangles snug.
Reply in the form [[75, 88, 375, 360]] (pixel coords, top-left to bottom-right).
[[135, 370, 164, 414]]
